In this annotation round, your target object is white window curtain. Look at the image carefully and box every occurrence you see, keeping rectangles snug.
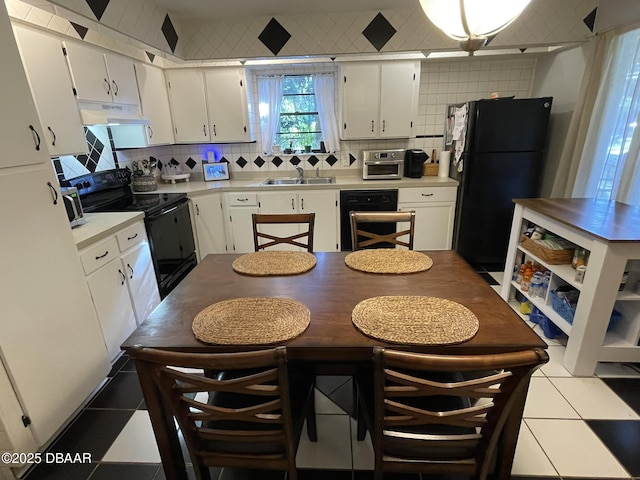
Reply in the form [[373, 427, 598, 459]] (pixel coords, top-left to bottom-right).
[[257, 75, 284, 155], [554, 27, 640, 206], [312, 74, 340, 153]]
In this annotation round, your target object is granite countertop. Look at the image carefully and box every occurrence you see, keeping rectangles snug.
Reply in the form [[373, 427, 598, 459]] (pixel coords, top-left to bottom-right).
[[71, 212, 145, 250], [148, 174, 458, 196]]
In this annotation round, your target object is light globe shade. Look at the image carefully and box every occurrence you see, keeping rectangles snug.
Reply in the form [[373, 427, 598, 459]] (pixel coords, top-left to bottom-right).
[[419, 0, 532, 41]]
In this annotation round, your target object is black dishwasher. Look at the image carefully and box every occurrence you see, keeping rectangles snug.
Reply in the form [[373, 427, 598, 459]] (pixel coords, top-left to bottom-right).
[[340, 189, 398, 251]]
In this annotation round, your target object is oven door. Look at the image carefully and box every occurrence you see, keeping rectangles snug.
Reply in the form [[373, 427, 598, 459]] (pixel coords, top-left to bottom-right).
[[145, 198, 197, 298], [363, 160, 403, 180]]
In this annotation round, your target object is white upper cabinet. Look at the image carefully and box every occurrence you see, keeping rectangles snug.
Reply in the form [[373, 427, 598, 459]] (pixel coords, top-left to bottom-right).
[[64, 41, 140, 106], [340, 61, 420, 140], [204, 67, 250, 143], [165, 69, 209, 143], [13, 24, 87, 156], [166, 67, 251, 144], [0, 17, 49, 168], [135, 63, 174, 145], [110, 62, 175, 148]]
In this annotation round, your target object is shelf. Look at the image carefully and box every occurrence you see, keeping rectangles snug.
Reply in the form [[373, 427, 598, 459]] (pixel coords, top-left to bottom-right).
[[617, 289, 640, 301], [517, 245, 583, 291], [510, 281, 573, 336]]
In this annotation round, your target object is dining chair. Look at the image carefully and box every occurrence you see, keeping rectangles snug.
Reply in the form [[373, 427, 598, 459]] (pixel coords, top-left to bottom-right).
[[252, 213, 316, 252], [350, 211, 415, 250], [356, 346, 549, 480], [130, 346, 317, 480]]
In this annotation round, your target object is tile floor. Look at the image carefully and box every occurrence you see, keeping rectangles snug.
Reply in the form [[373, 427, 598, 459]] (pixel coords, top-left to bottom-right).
[[24, 270, 640, 480]]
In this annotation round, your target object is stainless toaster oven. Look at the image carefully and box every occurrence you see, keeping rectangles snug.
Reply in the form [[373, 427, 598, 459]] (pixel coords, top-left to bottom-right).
[[361, 149, 404, 180], [61, 187, 86, 228]]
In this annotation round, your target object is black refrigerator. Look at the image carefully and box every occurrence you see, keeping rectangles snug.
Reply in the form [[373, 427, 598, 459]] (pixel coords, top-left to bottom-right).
[[446, 97, 553, 270]]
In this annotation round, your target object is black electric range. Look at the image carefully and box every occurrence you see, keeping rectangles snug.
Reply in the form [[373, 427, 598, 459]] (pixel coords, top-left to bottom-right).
[[67, 169, 197, 298]]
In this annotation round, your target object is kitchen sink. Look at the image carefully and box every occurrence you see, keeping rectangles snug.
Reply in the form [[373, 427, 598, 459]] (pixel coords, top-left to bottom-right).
[[302, 177, 336, 184], [260, 178, 301, 185], [260, 176, 336, 185]]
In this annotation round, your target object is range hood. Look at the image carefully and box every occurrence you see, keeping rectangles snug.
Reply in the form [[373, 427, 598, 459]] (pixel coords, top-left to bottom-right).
[[79, 101, 150, 126]]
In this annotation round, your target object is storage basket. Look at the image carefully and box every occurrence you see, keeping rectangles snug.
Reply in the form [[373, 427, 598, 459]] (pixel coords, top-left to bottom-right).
[[520, 236, 574, 264], [423, 163, 439, 176], [551, 287, 578, 324], [131, 175, 157, 192], [530, 306, 563, 339], [551, 287, 621, 330]]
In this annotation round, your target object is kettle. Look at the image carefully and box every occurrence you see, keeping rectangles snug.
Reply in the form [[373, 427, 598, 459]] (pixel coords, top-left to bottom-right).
[[404, 149, 429, 178]]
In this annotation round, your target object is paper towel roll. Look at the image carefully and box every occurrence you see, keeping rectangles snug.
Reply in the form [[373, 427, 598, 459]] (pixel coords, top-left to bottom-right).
[[438, 151, 450, 177]]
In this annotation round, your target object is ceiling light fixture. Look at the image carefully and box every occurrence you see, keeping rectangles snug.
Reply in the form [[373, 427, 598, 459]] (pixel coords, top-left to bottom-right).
[[419, 0, 532, 53]]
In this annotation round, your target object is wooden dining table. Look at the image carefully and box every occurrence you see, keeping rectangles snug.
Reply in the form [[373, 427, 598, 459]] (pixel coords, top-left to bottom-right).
[[122, 251, 546, 480]]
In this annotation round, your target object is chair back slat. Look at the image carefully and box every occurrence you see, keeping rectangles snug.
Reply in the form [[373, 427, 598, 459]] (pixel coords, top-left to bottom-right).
[[350, 211, 415, 250], [369, 347, 548, 479], [130, 346, 304, 480], [252, 213, 315, 252]]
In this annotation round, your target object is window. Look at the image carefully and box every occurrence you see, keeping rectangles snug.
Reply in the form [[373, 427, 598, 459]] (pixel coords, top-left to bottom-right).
[[276, 75, 323, 153]]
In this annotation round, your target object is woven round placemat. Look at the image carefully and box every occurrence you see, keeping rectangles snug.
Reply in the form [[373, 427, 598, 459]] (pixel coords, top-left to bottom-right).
[[345, 249, 433, 274], [193, 297, 310, 345], [352, 296, 479, 345], [232, 251, 317, 276]]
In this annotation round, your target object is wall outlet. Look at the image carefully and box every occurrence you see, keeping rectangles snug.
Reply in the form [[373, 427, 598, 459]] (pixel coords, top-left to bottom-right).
[[207, 151, 215, 162], [340, 155, 351, 168]]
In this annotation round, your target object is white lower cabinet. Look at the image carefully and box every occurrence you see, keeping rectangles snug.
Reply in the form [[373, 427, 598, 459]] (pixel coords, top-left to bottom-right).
[[192, 193, 227, 260], [258, 190, 339, 252], [225, 193, 259, 253], [398, 186, 457, 250], [80, 220, 160, 361]]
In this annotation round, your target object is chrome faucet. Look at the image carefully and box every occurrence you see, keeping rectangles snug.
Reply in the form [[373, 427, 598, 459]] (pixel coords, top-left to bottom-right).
[[295, 166, 304, 181]]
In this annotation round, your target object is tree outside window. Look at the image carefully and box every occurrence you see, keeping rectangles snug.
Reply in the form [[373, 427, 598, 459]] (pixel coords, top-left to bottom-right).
[[276, 76, 323, 153]]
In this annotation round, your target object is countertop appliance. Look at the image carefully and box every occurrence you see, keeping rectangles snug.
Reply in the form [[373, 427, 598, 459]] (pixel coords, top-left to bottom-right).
[[68, 169, 197, 298], [361, 149, 404, 180], [445, 97, 553, 269], [340, 189, 398, 250], [61, 186, 86, 228], [404, 149, 429, 178]]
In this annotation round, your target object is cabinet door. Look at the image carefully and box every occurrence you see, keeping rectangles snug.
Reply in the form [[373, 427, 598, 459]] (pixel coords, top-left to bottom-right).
[[87, 260, 137, 361], [193, 194, 227, 258], [299, 190, 339, 251], [0, 11, 48, 168], [121, 243, 160, 325], [105, 52, 140, 106], [13, 25, 87, 156], [205, 68, 250, 142], [63, 41, 112, 103], [229, 206, 259, 253], [340, 63, 380, 139], [258, 191, 300, 251], [135, 62, 174, 145], [399, 203, 455, 250], [0, 165, 109, 446], [380, 62, 418, 138], [166, 69, 209, 143]]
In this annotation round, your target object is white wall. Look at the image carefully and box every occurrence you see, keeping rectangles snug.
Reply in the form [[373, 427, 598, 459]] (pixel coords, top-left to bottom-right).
[[531, 43, 592, 196]]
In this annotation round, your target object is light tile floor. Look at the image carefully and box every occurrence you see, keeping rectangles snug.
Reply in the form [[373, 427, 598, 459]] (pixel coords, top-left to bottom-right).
[[25, 270, 640, 480]]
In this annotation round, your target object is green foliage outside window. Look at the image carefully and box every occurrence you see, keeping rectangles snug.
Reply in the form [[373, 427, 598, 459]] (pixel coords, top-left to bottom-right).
[[276, 76, 323, 152]]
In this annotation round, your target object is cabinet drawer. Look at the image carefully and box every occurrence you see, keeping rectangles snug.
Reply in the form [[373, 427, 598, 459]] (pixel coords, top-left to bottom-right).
[[116, 222, 146, 252], [398, 187, 457, 204], [80, 237, 119, 275], [228, 193, 258, 206]]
